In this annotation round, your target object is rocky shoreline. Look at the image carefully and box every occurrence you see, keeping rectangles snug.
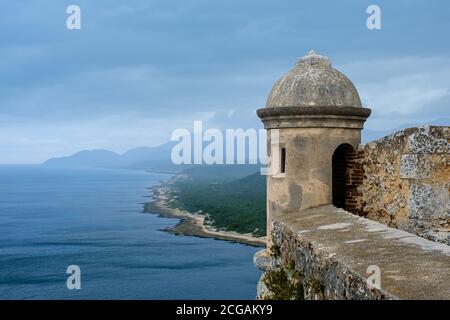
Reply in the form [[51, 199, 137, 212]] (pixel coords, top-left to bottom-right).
[[144, 183, 266, 247]]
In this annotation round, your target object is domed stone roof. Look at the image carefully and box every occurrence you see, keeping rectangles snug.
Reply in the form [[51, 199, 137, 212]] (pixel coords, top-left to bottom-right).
[[266, 50, 362, 108]]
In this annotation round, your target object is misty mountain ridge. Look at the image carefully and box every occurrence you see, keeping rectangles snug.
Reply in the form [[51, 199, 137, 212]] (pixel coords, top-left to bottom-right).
[[43, 142, 177, 171], [43, 118, 449, 171]]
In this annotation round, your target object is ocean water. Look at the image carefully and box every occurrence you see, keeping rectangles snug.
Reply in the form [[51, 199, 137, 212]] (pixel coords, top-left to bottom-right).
[[0, 165, 261, 299]]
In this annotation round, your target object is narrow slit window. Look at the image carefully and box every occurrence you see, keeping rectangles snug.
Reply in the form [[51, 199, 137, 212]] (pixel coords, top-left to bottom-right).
[[280, 148, 286, 173]]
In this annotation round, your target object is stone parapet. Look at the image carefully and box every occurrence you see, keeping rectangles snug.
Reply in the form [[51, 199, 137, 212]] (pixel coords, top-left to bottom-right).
[[353, 126, 449, 245], [256, 205, 450, 300]]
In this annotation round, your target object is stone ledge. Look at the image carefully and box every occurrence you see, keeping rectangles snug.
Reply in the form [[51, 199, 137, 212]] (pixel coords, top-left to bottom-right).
[[269, 205, 450, 300], [257, 106, 372, 118], [256, 107, 371, 129]]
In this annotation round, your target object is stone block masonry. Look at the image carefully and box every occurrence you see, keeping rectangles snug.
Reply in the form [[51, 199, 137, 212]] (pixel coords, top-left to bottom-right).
[[255, 205, 450, 300], [351, 126, 449, 245], [254, 51, 449, 300]]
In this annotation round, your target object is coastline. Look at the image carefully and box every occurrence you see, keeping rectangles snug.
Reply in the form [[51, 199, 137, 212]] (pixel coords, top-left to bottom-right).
[[144, 182, 267, 247]]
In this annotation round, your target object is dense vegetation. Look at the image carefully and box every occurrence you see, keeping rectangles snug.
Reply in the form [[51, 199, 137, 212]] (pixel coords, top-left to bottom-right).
[[166, 165, 266, 236]]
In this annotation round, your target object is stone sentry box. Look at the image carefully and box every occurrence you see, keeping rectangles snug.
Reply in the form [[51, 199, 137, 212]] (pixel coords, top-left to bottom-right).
[[254, 51, 450, 300], [257, 50, 371, 245]]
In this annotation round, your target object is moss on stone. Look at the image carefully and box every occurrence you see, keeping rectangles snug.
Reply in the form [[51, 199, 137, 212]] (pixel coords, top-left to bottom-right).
[[262, 263, 304, 300], [305, 278, 325, 296], [269, 241, 281, 258], [287, 260, 296, 270]]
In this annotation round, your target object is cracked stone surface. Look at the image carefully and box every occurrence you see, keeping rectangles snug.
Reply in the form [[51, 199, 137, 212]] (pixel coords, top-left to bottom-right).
[[355, 126, 449, 245], [261, 205, 450, 300]]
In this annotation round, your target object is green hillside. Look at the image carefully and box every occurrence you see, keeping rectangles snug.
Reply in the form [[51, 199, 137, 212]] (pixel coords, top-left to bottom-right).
[[165, 165, 266, 236]]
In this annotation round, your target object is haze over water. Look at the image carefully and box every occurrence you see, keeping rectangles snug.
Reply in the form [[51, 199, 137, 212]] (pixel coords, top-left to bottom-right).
[[0, 165, 260, 299]]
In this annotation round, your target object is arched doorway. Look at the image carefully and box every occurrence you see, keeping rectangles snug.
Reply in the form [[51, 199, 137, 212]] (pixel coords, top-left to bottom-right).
[[332, 143, 356, 210]]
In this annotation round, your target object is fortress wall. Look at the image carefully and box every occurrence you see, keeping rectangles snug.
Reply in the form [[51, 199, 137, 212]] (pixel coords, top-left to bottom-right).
[[352, 126, 449, 245], [254, 126, 450, 300], [255, 205, 450, 300]]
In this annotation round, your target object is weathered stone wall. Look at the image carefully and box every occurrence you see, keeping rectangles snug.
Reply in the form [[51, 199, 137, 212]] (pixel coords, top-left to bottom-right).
[[254, 206, 450, 300], [351, 126, 449, 245]]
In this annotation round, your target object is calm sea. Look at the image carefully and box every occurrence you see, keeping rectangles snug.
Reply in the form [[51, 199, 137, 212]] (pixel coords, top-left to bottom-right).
[[0, 165, 261, 299]]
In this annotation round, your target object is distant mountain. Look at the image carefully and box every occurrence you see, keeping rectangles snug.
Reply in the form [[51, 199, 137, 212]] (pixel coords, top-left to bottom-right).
[[43, 142, 178, 172], [120, 143, 174, 164], [43, 118, 449, 170], [43, 149, 122, 168], [42, 133, 265, 171]]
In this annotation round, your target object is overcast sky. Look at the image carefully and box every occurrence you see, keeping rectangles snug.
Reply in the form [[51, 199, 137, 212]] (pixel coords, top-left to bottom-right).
[[0, 0, 449, 163]]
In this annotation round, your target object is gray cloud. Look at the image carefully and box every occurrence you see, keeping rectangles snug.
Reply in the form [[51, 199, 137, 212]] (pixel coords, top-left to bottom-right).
[[0, 0, 449, 163], [340, 56, 450, 129]]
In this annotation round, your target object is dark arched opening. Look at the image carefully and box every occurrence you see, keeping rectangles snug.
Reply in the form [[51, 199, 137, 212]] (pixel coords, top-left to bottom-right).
[[332, 143, 356, 210]]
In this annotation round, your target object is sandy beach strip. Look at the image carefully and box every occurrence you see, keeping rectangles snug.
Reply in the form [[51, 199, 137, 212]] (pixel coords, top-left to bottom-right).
[[144, 185, 266, 247]]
